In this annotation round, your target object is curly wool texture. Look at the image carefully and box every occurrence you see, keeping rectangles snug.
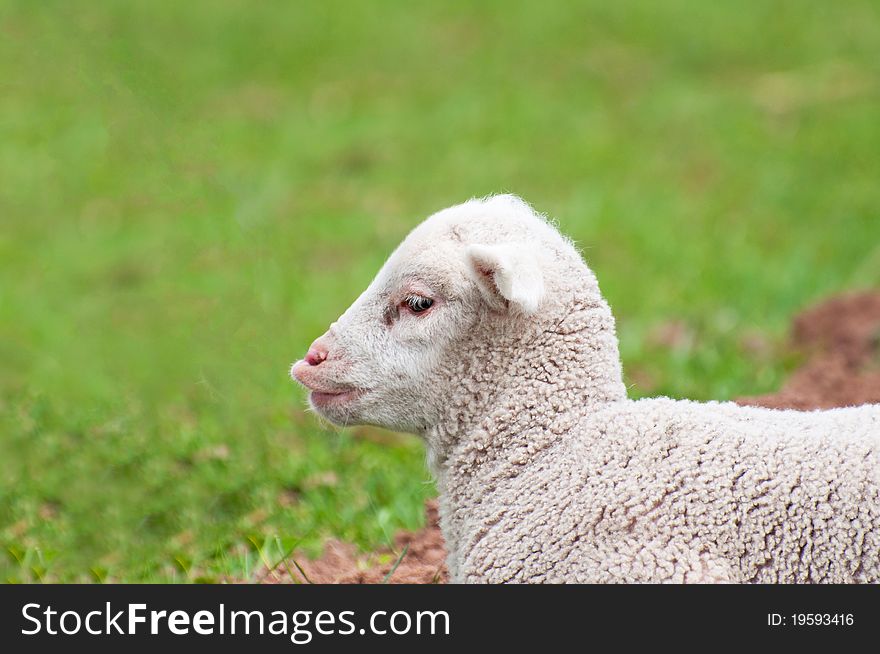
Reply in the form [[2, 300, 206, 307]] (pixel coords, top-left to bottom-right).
[[422, 198, 880, 583]]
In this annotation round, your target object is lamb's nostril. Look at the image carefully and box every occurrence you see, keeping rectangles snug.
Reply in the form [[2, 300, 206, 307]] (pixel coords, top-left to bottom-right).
[[305, 345, 328, 367]]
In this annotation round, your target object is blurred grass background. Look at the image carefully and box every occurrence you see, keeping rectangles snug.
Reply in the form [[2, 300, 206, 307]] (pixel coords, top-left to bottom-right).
[[1, 0, 879, 581]]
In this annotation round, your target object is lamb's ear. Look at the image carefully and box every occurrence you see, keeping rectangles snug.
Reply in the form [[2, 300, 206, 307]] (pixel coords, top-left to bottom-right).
[[466, 243, 545, 314]]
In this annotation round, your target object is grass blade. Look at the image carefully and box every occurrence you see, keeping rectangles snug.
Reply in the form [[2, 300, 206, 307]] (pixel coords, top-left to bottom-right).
[[382, 544, 409, 584]]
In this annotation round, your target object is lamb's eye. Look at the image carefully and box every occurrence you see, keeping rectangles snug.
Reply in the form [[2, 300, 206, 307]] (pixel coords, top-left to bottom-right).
[[404, 295, 434, 313]]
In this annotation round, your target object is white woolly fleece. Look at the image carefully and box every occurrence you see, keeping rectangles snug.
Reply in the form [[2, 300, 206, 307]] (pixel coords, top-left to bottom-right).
[[294, 195, 880, 583]]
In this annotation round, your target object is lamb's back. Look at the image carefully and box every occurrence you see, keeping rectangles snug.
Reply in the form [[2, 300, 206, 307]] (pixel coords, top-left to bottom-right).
[[458, 399, 880, 582]]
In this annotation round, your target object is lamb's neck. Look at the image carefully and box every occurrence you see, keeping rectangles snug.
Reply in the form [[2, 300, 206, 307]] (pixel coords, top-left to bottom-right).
[[425, 294, 627, 479]]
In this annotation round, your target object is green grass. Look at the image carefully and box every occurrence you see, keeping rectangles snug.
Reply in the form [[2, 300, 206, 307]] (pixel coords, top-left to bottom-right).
[[2, 0, 879, 582]]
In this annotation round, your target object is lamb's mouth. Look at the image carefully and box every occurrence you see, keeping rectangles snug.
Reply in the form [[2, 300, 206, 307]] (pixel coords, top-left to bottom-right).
[[290, 360, 366, 408], [309, 388, 366, 408]]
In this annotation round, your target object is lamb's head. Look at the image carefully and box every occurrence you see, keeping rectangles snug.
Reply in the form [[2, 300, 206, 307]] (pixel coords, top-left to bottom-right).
[[290, 195, 611, 435]]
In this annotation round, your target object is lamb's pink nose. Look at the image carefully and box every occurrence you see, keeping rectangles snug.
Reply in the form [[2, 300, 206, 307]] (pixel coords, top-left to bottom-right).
[[304, 339, 330, 366]]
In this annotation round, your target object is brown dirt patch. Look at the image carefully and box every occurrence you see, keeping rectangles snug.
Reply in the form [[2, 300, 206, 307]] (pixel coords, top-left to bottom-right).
[[261, 500, 447, 584], [266, 290, 880, 584], [738, 290, 880, 410]]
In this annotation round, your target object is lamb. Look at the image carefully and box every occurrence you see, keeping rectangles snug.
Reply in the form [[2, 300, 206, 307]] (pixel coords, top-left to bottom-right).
[[290, 194, 880, 583]]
